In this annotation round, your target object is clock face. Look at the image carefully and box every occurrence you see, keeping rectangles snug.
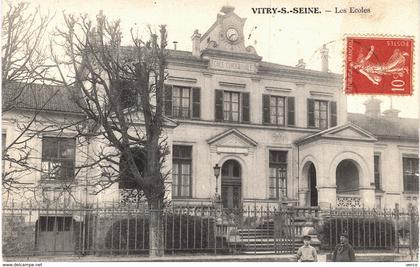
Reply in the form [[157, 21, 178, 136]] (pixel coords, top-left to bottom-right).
[[226, 28, 239, 42]]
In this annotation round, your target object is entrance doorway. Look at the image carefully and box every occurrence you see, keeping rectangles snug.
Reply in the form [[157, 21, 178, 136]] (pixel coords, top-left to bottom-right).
[[308, 163, 318, 206], [36, 216, 75, 254], [221, 159, 242, 209]]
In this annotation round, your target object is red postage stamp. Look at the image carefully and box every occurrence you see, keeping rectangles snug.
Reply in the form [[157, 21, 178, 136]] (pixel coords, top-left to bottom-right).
[[345, 36, 413, 95]]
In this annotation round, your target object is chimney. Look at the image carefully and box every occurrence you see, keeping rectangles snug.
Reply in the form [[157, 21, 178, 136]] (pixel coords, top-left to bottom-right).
[[382, 98, 400, 118], [363, 97, 382, 117], [173, 41, 178, 50], [220, 6, 235, 14], [320, 44, 329, 72], [191, 29, 201, 57], [382, 109, 400, 118], [296, 58, 306, 69]]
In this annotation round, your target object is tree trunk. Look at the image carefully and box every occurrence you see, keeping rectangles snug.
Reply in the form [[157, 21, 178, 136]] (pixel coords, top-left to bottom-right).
[[149, 199, 164, 256]]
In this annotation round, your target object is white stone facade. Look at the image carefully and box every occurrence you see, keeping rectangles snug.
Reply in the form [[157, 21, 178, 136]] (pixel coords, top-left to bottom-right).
[[2, 7, 418, 211]]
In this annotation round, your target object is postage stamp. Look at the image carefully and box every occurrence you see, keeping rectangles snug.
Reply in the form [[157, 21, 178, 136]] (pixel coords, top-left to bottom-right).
[[345, 36, 414, 95]]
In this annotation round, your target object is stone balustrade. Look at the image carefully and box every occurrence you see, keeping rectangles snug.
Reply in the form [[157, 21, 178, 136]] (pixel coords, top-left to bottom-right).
[[336, 194, 362, 208]]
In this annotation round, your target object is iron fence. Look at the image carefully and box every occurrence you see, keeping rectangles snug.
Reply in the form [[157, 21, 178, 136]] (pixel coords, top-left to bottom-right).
[[320, 206, 419, 253], [2, 202, 418, 258], [2, 201, 298, 257]]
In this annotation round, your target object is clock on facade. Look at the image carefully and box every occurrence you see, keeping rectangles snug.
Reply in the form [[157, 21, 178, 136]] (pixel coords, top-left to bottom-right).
[[226, 28, 239, 42]]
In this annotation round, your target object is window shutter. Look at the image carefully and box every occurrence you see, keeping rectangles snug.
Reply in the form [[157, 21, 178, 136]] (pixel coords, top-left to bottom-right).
[[287, 97, 295, 126], [307, 99, 315, 127], [262, 94, 270, 124], [192, 87, 201, 119], [242, 92, 250, 123], [164, 85, 172, 116], [330, 101, 337, 127], [215, 90, 224, 121]]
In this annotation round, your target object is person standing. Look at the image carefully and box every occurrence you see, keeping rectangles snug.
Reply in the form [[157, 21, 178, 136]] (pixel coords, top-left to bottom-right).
[[332, 233, 356, 262], [296, 235, 318, 262]]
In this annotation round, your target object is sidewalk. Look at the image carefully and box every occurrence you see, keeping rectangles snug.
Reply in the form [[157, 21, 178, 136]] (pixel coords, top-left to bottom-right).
[[4, 254, 299, 262], [6, 252, 416, 262]]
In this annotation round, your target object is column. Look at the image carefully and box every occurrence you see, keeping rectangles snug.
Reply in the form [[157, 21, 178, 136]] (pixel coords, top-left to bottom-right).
[[317, 186, 337, 209]]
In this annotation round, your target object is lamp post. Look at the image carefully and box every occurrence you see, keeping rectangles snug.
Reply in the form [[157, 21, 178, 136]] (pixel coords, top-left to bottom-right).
[[213, 164, 221, 201]]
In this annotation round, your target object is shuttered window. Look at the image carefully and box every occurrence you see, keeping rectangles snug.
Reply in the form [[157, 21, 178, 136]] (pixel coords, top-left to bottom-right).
[[287, 97, 295, 126], [224, 91, 240, 122], [164, 85, 201, 119], [330, 101, 337, 127], [215, 90, 250, 123], [262, 95, 295, 126], [307, 99, 336, 130]]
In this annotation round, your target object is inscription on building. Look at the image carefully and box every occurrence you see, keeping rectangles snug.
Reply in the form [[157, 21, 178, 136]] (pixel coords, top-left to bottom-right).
[[210, 59, 256, 73]]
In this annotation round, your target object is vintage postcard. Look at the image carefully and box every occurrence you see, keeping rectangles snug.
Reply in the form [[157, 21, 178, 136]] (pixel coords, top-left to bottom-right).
[[1, 0, 418, 265]]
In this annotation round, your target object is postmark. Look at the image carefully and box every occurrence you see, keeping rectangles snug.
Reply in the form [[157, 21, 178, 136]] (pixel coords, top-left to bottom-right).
[[345, 36, 413, 95]]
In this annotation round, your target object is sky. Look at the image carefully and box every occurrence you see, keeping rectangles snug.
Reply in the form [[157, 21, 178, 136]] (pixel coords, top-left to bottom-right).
[[10, 0, 420, 118]]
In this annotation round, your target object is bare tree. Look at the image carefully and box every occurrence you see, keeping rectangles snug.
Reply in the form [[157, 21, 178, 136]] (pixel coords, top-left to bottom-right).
[[1, 2, 59, 194], [52, 12, 170, 256], [2, 2, 54, 105]]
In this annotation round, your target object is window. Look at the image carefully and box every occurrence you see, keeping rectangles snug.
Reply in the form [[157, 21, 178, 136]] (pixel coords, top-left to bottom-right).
[[215, 90, 250, 123], [119, 148, 145, 190], [164, 85, 201, 119], [118, 80, 137, 109], [172, 145, 192, 198], [224, 91, 240, 122], [38, 216, 73, 232], [173, 86, 190, 118], [269, 151, 287, 199], [262, 95, 295, 126], [307, 99, 337, 130], [403, 157, 419, 192], [41, 137, 75, 180], [374, 155, 381, 190], [314, 100, 328, 129], [270, 96, 285, 125]]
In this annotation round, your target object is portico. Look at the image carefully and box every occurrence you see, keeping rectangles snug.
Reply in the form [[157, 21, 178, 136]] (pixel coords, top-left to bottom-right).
[[296, 123, 377, 209]]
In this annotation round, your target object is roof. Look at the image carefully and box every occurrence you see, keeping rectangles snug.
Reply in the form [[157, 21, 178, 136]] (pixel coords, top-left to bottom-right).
[[165, 49, 341, 80], [348, 113, 419, 141], [2, 82, 83, 114], [258, 61, 342, 80]]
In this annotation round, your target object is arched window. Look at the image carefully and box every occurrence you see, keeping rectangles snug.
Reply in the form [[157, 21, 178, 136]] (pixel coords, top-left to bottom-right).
[[336, 159, 359, 194]]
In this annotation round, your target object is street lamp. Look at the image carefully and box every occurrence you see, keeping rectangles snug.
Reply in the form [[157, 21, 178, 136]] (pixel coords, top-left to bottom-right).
[[213, 164, 221, 196]]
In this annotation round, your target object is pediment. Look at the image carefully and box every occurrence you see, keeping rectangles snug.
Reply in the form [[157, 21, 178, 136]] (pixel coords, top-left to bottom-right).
[[324, 125, 376, 140], [295, 123, 377, 146], [207, 128, 257, 147]]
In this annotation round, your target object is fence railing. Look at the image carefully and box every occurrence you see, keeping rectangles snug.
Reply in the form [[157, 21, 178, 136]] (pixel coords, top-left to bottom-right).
[[2, 202, 298, 257], [2, 202, 418, 258], [321, 206, 419, 253]]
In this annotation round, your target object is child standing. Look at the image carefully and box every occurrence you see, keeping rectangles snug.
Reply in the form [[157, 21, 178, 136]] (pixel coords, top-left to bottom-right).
[[296, 235, 318, 262]]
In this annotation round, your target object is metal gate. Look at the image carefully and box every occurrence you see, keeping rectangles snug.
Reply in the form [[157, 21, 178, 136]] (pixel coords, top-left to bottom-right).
[[216, 206, 296, 254], [36, 216, 75, 254]]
